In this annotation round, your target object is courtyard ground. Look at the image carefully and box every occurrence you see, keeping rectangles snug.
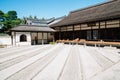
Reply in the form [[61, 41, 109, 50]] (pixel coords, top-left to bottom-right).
[[0, 44, 120, 80]]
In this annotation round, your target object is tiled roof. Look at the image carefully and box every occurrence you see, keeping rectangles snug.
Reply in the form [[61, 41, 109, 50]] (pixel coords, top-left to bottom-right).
[[10, 25, 55, 32], [51, 0, 120, 27]]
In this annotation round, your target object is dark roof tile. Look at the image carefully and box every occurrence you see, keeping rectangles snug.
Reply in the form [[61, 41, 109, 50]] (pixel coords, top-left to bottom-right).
[[10, 25, 55, 32]]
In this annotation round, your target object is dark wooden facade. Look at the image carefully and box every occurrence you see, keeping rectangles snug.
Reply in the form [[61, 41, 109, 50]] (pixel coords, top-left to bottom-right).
[[54, 19, 120, 41]]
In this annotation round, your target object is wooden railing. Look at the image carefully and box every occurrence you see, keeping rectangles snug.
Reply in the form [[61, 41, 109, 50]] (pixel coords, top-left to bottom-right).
[[56, 39, 120, 47]]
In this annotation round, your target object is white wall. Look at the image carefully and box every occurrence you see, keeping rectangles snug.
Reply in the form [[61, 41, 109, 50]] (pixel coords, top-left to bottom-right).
[[0, 36, 11, 45], [12, 32, 31, 46]]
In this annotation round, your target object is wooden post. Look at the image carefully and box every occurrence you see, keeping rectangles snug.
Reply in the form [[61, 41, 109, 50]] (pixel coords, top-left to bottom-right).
[[119, 19, 120, 28], [73, 25, 74, 40], [30, 32, 32, 45], [11, 35, 13, 45], [80, 24, 81, 39], [37, 32, 38, 44], [15, 32, 16, 46], [66, 26, 67, 39], [47, 32, 48, 44], [91, 26, 93, 40], [80, 24, 81, 30], [53, 32, 55, 43], [59, 27, 61, 40], [105, 21, 107, 39], [42, 32, 44, 45], [98, 21, 100, 40], [11, 32, 13, 45]]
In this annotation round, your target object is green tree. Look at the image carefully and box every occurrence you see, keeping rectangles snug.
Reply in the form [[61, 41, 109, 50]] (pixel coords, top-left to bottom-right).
[[20, 17, 26, 24], [34, 16, 38, 20], [11, 18, 21, 27], [8, 11, 17, 20], [0, 10, 4, 17], [0, 10, 5, 22], [29, 15, 33, 19], [0, 10, 21, 33], [2, 21, 11, 30], [41, 17, 45, 20]]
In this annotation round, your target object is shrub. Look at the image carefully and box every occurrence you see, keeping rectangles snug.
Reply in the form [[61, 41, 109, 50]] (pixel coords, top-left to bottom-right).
[[0, 45, 4, 48], [49, 42, 55, 44]]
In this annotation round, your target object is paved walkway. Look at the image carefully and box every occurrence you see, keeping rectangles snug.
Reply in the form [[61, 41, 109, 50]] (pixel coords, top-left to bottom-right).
[[0, 44, 120, 80]]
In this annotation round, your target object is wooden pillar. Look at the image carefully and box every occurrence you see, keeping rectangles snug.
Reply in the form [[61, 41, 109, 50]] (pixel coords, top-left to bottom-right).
[[47, 32, 48, 44], [15, 32, 16, 46], [73, 25, 75, 40], [59, 27, 61, 40], [105, 21, 107, 28], [11, 35, 13, 45], [65, 26, 68, 39], [119, 19, 120, 28], [30, 32, 32, 45], [91, 26, 93, 40], [42, 32, 44, 45], [52, 32, 55, 43], [79, 24, 82, 39], [11, 32, 13, 45], [80, 24, 81, 39], [80, 24, 81, 30], [37, 32, 38, 44], [105, 21, 107, 39], [98, 21, 100, 40]]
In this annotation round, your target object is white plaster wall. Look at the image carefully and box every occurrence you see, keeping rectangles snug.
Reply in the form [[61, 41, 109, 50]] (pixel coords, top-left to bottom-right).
[[13, 32, 31, 46], [26, 20, 32, 25], [0, 36, 11, 45]]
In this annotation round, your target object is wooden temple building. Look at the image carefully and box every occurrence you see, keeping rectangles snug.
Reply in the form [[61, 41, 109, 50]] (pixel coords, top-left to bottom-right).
[[10, 25, 55, 46], [51, 0, 120, 42]]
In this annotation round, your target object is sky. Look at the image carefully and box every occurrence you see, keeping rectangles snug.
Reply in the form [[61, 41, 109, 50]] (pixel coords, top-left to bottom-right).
[[0, 0, 108, 19]]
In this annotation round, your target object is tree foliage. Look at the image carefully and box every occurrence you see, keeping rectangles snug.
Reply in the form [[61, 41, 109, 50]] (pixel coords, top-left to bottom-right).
[[0, 10, 4, 17], [8, 11, 17, 20], [34, 16, 38, 20], [0, 10, 21, 33]]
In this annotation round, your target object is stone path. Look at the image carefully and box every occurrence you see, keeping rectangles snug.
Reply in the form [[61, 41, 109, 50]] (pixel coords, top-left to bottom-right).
[[0, 44, 120, 80]]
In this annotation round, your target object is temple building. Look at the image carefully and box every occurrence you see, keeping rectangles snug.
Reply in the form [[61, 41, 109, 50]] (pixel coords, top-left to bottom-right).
[[51, 0, 120, 42], [10, 17, 65, 46], [10, 0, 120, 46]]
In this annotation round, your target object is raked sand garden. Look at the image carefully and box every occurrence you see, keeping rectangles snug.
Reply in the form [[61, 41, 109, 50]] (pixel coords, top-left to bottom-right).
[[0, 44, 120, 80]]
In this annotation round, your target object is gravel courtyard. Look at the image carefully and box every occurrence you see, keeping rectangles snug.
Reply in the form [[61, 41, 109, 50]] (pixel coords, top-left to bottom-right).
[[0, 44, 120, 80]]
